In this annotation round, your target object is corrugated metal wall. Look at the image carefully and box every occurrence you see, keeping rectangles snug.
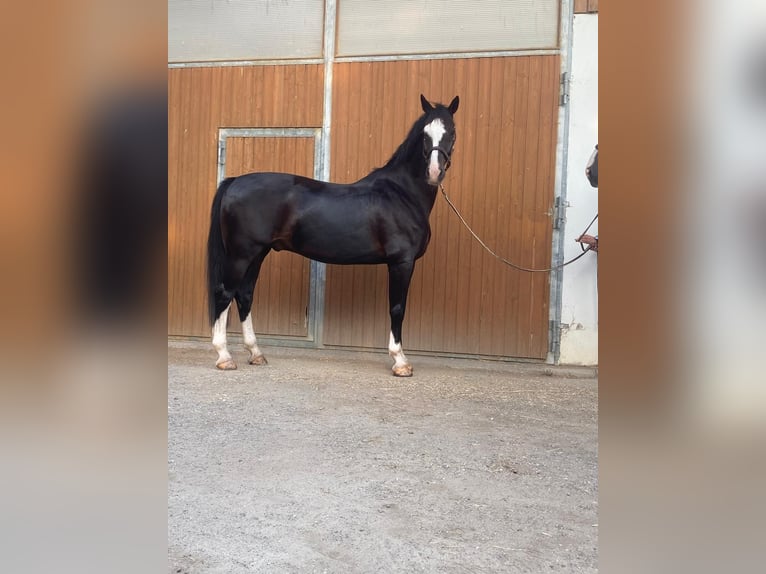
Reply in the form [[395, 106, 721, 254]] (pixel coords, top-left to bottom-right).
[[168, 64, 324, 337], [325, 56, 559, 359]]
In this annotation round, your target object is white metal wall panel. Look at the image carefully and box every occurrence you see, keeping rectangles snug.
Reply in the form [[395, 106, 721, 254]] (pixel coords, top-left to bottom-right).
[[168, 0, 324, 62], [560, 13, 598, 366], [337, 0, 559, 57]]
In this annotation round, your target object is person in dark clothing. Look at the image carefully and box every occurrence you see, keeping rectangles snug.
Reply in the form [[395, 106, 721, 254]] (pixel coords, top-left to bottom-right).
[[576, 144, 598, 252]]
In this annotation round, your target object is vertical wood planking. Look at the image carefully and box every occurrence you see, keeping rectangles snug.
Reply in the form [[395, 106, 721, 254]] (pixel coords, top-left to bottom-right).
[[169, 57, 558, 358], [506, 57, 529, 353], [533, 56, 560, 357], [168, 70, 182, 333], [518, 56, 543, 357], [455, 57, 480, 352], [324, 56, 559, 358], [478, 56, 505, 354], [223, 136, 314, 338], [167, 64, 323, 337]]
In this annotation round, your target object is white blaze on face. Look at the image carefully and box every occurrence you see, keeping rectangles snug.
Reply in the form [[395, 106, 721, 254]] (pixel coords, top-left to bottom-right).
[[424, 118, 446, 183]]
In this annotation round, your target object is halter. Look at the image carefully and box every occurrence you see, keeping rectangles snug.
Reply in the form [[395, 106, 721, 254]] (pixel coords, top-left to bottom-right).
[[424, 145, 453, 171]]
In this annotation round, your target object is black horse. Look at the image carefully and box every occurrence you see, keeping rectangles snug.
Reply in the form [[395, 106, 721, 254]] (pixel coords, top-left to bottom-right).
[[207, 94, 459, 376]]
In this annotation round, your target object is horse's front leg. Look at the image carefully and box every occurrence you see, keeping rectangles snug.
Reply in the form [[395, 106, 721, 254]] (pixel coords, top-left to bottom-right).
[[387, 260, 415, 377], [241, 312, 267, 365]]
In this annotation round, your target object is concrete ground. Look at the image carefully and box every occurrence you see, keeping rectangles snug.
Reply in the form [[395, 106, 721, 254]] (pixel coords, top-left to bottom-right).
[[168, 340, 598, 573]]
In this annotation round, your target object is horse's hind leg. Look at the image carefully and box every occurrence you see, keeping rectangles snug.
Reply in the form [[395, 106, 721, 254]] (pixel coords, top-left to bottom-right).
[[212, 302, 236, 370], [211, 255, 252, 370], [235, 248, 270, 366], [387, 260, 415, 377]]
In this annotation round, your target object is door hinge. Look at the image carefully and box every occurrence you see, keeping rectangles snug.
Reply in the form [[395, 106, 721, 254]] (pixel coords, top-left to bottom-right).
[[559, 72, 570, 107], [552, 196, 568, 230]]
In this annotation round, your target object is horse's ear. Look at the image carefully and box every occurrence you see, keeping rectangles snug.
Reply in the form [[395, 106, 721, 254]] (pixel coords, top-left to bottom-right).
[[420, 94, 434, 113], [448, 95, 460, 115]]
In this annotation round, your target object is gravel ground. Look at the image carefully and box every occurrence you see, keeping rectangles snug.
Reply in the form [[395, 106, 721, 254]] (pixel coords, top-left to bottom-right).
[[168, 341, 598, 573]]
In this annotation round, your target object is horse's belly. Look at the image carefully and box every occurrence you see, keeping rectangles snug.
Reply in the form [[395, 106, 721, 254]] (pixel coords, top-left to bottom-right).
[[294, 241, 385, 265]]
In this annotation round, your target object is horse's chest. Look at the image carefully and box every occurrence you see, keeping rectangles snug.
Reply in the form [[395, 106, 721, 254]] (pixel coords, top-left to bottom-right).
[[383, 218, 431, 258]]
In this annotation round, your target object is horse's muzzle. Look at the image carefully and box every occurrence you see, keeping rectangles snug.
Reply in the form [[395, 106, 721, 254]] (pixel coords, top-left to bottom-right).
[[426, 145, 452, 185], [427, 165, 443, 185]]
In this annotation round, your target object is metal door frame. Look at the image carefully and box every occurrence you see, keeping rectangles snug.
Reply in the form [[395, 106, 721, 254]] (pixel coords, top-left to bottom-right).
[[547, 0, 575, 364], [216, 127, 326, 348]]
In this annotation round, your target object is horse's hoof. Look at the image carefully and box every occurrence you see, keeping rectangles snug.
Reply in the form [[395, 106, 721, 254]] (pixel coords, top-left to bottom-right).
[[216, 359, 237, 370], [249, 354, 268, 366], [392, 364, 413, 377]]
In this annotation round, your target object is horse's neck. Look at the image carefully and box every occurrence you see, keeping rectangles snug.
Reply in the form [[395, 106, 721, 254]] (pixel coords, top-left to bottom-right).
[[408, 157, 439, 207], [364, 150, 438, 215], [394, 165, 439, 215]]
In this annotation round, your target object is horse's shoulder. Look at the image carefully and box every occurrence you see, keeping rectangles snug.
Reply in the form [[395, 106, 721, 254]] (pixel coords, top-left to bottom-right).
[[366, 175, 407, 196]]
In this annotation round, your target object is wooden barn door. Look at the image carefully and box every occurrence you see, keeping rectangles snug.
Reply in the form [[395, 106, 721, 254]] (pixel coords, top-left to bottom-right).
[[167, 64, 324, 339], [167, 56, 559, 359], [324, 56, 559, 359], [218, 129, 321, 339]]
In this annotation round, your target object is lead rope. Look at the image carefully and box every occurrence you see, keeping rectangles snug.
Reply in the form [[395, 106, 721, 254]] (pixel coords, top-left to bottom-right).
[[439, 184, 597, 273]]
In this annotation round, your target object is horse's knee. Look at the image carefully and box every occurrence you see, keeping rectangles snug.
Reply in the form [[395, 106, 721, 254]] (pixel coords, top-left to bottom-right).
[[389, 303, 404, 322]]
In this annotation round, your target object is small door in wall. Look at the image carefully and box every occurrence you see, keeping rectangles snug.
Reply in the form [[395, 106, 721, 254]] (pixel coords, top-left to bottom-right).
[[219, 129, 321, 338]]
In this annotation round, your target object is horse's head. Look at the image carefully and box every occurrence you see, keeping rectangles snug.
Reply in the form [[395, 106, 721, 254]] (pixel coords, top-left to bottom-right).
[[420, 94, 459, 186]]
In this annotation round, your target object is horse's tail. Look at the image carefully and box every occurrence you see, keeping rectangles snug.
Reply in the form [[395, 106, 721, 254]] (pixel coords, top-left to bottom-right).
[[207, 177, 236, 326]]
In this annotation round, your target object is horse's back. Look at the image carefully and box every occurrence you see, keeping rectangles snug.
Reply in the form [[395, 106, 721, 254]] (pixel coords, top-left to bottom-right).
[[224, 171, 302, 199]]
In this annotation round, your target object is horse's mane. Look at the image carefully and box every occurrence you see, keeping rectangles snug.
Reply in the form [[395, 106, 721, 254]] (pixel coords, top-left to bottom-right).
[[380, 113, 429, 170]]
